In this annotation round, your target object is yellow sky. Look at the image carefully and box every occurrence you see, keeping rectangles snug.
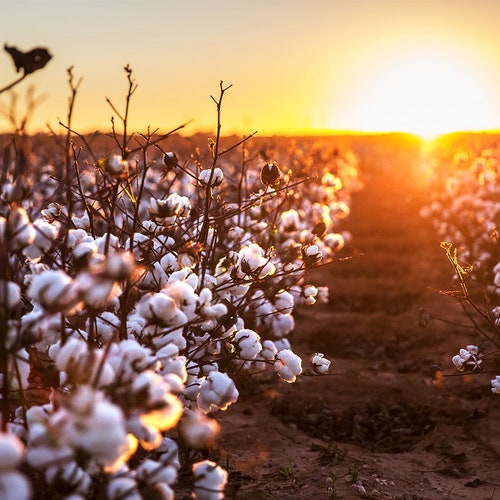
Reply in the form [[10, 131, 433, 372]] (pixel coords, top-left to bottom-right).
[[1, 1, 500, 137]]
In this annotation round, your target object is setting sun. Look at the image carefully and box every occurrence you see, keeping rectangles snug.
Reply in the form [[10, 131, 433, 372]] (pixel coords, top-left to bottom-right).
[[341, 45, 494, 139]]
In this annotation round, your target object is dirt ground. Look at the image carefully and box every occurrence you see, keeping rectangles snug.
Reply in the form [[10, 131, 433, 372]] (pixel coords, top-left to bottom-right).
[[187, 137, 500, 500]]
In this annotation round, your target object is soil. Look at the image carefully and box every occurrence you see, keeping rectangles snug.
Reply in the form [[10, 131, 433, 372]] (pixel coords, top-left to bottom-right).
[[181, 136, 500, 499]]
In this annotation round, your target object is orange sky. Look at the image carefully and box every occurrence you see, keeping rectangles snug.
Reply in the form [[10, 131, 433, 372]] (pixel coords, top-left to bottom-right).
[[1, 1, 500, 137]]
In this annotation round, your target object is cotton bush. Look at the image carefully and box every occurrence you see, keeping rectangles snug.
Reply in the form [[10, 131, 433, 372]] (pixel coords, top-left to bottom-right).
[[421, 146, 500, 393], [0, 69, 360, 497]]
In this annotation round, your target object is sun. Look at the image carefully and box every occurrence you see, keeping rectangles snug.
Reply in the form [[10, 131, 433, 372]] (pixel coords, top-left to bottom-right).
[[342, 46, 494, 139]]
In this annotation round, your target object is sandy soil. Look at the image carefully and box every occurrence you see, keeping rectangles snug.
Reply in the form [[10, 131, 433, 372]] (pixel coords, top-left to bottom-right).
[[179, 136, 500, 499]]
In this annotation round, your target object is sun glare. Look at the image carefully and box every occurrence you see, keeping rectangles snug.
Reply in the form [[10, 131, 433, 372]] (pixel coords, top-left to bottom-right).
[[346, 46, 494, 139]]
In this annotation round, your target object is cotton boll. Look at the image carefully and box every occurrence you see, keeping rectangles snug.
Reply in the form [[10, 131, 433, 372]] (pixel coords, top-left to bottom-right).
[[192, 460, 227, 500], [0, 471, 31, 500], [274, 290, 294, 315], [260, 340, 278, 361], [77, 272, 121, 309], [271, 313, 295, 338], [0, 432, 24, 470], [107, 476, 141, 500], [274, 338, 291, 352], [23, 218, 59, 261], [88, 311, 120, 343], [45, 462, 91, 495], [198, 168, 223, 187], [0, 281, 21, 310], [6, 206, 36, 252], [28, 270, 81, 313], [233, 329, 262, 360], [136, 458, 177, 485], [197, 372, 239, 413], [63, 386, 136, 472], [136, 292, 178, 326], [274, 349, 302, 383], [180, 410, 220, 449], [309, 352, 331, 375], [491, 375, 500, 394]]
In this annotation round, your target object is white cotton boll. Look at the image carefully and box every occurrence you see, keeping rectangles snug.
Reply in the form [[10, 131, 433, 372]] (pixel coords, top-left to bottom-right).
[[0, 281, 21, 310], [140, 394, 183, 434], [0, 471, 31, 500], [279, 209, 300, 232], [234, 329, 262, 360], [112, 339, 157, 374], [163, 279, 198, 308], [163, 372, 185, 393], [260, 340, 278, 360], [274, 290, 294, 315], [126, 415, 162, 451], [66, 229, 91, 250], [136, 458, 177, 485], [192, 460, 227, 500], [136, 292, 178, 325], [64, 387, 135, 472], [180, 410, 220, 449], [89, 311, 120, 343], [316, 286, 329, 304], [95, 233, 121, 256], [160, 252, 179, 274], [72, 240, 98, 263], [309, 352, 331, 374], [77, 272, 120, 308], [302, 284, 318, 305], [323, 232, 345, 252], [198, 168, 224, 187], [107, 476, 141, 500], [491, 375, 500, 394], [25, 445, 73, 470], [23, 218, 59, 261], [271, 314, 295, 338], [156, 437, 180, 468], [49, 337, 87, 373], [0, 432, 24, 470], [197, 372, 239, 413], [28, 269, 81, 313], [45, 462, 91, 495], [8, 206, 36, 251], [274, 349, 302, 383], [274, 338, 291, 352]]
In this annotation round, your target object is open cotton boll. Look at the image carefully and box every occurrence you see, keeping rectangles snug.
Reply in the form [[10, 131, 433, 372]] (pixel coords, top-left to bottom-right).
[[136, 458, 177, 486], [274, 290, 294, 314], [197, 372, 239, 413], [45, 462, 91, 495], [62, 386, 136, 472], [5, 206, 36, 252], [274, 349, 302, 383], [0, 433, 24, 470], [136, 292, 178, 325], [0, 471, 31, 500], [0, 281, 21, 310], [198, 167, 223, 187], [192, 460, 227, 500], [23, 218, 59, 261], [106, 476, 140, 500], [28, 269, 81, 313], [309, 352, 331, 374], [180, 410, 220, 449], [233, 329, 262, 360]]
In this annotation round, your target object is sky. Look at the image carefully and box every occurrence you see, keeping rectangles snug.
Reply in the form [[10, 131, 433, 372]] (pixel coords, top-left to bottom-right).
[[1, 0, 500, 137]]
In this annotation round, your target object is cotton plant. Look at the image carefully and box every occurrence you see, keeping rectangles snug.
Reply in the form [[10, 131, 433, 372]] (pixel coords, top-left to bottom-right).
[[421, 147, 500, 393], [0, 76, 361, 498]]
